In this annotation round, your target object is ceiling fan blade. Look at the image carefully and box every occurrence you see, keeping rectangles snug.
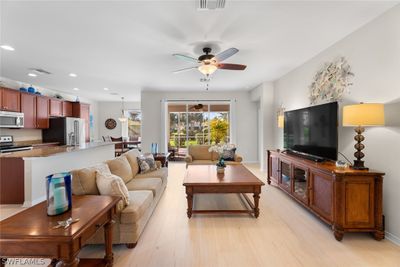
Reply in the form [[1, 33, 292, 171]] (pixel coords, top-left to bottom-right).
[[173, 54, 199, 63], [218, 63, 247, 70], [173, 66, 198, 74], [214, 48, 239, 62]]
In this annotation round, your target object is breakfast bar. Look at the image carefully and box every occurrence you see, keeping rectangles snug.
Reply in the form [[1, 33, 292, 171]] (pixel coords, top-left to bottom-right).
[[0, 142, 115, 206]]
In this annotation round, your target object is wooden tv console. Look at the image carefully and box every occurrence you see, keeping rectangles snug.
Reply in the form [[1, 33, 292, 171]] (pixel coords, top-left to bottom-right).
[[267, 150, 384, 241]]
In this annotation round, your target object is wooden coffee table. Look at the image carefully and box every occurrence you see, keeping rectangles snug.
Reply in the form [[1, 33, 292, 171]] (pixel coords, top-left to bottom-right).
[[183, 165, 265, 218], [0, 195, 120, 267]]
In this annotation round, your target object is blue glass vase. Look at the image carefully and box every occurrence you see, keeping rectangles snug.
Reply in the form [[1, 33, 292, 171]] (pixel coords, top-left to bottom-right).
[[46, 172, 72, 216]]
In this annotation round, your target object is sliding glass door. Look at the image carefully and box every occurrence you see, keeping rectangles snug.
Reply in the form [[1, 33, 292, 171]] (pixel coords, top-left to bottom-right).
[[168, 102, 230, 151]]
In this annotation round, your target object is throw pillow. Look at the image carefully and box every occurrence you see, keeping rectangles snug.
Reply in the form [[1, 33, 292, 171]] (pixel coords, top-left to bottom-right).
[[137, 154, 157, 173], [124, 150, 140, 176], [96, 171, 130, 207], [71, 163, 111, 195], [222, 148, 236, 161], [106, 155, 134, 184]]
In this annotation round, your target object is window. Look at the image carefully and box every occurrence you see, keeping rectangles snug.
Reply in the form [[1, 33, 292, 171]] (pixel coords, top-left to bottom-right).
[[168, 102, 230, 150]]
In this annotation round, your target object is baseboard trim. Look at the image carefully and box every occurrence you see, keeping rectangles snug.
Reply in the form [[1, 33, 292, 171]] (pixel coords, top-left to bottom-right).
[[23, 196, 46, 208], [243, 161, 259, 164], [386, 231, 400, 246]]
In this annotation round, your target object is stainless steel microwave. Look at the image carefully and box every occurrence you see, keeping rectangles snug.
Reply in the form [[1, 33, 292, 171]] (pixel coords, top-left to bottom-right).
[[0, 111, 24, 128]]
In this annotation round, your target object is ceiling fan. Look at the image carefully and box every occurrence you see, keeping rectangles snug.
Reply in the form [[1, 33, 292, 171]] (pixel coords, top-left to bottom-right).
[[189, 104, 204, 111], [173, 47, 246, 76]]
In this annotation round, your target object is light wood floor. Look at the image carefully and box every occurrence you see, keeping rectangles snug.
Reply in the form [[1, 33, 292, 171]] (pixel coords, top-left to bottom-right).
[[79, 163, 400, 267], [1, 163, 400, 267]]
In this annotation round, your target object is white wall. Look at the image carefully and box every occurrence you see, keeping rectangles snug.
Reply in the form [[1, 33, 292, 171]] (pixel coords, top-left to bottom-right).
[[141, 90, 259, 162], [97, 101, 141, 139], [0, 77, 100, 141], [250, 82, 275, 170], [272, 5, 400, 243]]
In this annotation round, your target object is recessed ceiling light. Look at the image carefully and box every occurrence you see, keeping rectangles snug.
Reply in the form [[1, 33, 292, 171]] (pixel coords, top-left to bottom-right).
[[69, 73, 77, 77], [73, 88, 79, 91], [0, 45, 15, 51], [28, 73, 37, 77], [104, 88, 109, 91]]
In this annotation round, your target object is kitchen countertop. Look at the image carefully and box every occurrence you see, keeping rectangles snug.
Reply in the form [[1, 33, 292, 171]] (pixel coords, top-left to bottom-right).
[[14, 140, 60, 147], [0, 142, 114, 158]]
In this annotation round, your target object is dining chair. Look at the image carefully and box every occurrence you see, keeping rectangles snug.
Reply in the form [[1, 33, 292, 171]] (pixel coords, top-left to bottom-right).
[[110, 136, 124, 157]]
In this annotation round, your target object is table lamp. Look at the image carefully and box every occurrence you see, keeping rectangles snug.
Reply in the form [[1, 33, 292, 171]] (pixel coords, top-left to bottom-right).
[[342, 103, 385, 170]]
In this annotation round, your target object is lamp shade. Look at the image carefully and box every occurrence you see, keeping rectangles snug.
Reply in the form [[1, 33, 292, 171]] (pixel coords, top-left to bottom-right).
[[278, 115, 284, 128], [343, 103, 385, 126], [198, 64, 217, 75]]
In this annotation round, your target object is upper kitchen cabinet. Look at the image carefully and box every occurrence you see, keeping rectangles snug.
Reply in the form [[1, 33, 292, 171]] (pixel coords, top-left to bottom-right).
[[49, 98, 63, 117], [21, 93, 37, 128], [72, 102, 90, 142], [36, 95, 50, 129], [0, 87, 21, 112], [62, 101, 73, 117]]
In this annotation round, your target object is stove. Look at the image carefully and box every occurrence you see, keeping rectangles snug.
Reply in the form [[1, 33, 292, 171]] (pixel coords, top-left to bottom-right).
[[0, 135, 33, 153]]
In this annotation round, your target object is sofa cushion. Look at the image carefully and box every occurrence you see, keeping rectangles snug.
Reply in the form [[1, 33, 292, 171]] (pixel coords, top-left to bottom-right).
[[123, 150, 140, 176], [107, 156, 133, 184], [120, 190, 153, 224], [96, 172, 130, 207], [189, 145, 212, 160], [125, 178, 162, 197], [71, 163, 111, 195], [135, 167, 168, 183]]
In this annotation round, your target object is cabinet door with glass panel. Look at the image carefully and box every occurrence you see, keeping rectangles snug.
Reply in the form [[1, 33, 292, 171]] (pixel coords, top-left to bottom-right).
[[278, 158, 292, 193], [292, 164, 309, 205]]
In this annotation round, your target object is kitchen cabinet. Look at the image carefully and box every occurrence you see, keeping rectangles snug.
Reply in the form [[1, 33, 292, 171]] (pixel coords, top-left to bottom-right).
[[0, 158, 24, 204], [20, 93, 37, 128], [72, 102, 90, 142], [62, 101, 73, 117], [36, 96, 49, 129], [49, 98, 63, 117], [0, 87, 21, 112]]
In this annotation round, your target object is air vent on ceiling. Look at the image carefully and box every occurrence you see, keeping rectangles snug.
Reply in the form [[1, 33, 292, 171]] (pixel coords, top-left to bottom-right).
[[29, 68, 52, 75], [197, 0, 226, 10]]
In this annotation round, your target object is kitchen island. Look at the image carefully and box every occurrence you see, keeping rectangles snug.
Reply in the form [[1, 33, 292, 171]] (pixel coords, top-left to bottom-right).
[[0, 142, 115, 206]]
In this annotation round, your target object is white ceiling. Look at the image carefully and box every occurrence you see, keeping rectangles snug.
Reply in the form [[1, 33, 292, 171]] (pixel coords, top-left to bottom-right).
[[0, 1, 397, 101]]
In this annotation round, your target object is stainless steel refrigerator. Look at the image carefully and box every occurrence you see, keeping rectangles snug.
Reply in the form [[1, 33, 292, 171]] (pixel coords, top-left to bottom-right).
[[43, 117, 86, 146]]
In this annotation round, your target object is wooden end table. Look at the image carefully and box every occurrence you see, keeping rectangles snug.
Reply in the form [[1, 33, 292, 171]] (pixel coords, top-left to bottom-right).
[[183, 165, 265, 218], [153, 152, 171, 167], [0, 195, 121, 267]]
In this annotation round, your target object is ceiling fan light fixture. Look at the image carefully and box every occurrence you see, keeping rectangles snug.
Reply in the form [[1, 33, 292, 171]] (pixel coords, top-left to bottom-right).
[[198, 64, 217, 75]]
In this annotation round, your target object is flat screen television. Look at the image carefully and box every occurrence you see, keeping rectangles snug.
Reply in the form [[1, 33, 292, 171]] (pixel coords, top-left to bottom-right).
[[284, 102, 338, 161]]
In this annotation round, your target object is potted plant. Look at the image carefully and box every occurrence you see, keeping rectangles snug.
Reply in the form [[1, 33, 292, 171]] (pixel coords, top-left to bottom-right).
[[208, 143, 235, 174]]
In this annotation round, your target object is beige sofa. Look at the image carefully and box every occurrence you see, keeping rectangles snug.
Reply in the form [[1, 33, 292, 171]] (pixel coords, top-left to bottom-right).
[[184, 145, 243, 166], [71, 149, 167, 248]]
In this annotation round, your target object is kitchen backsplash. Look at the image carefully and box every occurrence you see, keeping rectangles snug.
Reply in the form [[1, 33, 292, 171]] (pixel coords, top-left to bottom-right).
[[0, 129, 42, 142]]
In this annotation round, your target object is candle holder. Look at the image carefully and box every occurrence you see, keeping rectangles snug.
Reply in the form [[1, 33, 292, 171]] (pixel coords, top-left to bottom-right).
[[46, 172, 72, 216]]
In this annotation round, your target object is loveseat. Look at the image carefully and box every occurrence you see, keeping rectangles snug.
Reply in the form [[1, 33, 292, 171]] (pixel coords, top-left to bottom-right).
[[184, 144, 243, 166], [71, 149, 167, 248]]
